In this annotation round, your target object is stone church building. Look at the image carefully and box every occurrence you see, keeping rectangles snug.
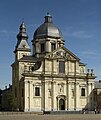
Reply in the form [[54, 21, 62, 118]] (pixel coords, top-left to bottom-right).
[[12, 13, 96, 112]]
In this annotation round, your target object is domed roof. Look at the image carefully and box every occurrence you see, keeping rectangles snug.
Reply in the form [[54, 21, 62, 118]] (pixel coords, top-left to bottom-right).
[[33, 13, 64, 40]]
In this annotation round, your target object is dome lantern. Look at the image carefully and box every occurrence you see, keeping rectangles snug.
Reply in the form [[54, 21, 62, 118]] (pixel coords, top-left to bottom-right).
[[44, 12, 52, 23]]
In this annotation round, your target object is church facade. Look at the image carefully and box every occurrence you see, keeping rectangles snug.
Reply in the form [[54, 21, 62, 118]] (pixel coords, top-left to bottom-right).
[[12, 13, 96, 112]]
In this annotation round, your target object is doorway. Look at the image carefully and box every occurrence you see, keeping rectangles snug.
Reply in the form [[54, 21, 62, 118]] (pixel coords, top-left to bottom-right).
[[59, 99, 65, 110]]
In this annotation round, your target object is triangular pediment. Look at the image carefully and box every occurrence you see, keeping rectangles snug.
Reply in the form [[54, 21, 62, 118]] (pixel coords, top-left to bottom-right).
[[45, 46, 80, 61]]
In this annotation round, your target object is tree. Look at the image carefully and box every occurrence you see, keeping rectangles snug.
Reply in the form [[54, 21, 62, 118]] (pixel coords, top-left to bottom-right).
[[7, 91, 17, 111], [0, 89, 2, 110]]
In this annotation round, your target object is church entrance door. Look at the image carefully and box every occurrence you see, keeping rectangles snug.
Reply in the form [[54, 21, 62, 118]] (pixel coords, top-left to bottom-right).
[[59, 99, 65, 110]]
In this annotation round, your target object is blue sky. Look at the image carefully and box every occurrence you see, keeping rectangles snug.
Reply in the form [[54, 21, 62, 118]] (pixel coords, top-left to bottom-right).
[[0, 0, 101, 89]]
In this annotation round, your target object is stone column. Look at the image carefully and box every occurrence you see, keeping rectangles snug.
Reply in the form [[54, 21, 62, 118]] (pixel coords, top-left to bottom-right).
[[46, 40, 50, 52], [74, 61, 77, 110], [24, 81, 27, 111], [29, 81, 33, 111], [66, 79, 68, 110], [28, 81, 30, 111], [53, 81, 57, 110], [51, 59, 54, 111], [45, 81, 49, 111], [51, 80, 54, 111], [66, 61, 69, 110], [76, 82, 79, 110], [41, 80, 45, 112], [68, 82, 71, 110], [24, 81, 30, 112], [74, 82, 76, 110]]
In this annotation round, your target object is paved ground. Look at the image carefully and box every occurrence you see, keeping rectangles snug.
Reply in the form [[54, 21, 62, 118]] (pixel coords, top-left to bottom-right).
[[0, 114, 101, 120]]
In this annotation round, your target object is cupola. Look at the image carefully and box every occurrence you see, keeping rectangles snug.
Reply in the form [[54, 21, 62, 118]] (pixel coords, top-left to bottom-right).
[[33, 13, 64, 40], [32, 13, 65, 57]]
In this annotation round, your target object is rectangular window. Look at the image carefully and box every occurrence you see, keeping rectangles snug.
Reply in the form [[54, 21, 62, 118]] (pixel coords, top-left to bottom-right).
[[59, 61, 65, 73], [35, 87, 40, 96], [51, 43, 56, 51], [41, 43, 45, 52], [81, 88, 85, 96]]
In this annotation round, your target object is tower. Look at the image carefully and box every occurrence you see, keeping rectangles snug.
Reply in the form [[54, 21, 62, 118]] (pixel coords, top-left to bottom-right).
[[12, 21, 31, 110], [14, 20, 31, 60]]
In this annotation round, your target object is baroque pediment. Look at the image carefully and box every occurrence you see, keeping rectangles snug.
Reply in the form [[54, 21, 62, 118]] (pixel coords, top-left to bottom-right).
[[45, 46, 80, 61]]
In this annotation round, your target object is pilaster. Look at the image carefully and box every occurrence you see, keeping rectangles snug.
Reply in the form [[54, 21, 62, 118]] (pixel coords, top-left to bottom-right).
[[75, 82, 80, 110], [45, 81, 49, 111], [68, 82, 71, 110], [24, 81, 30, 111], [53, 81, 56, 110]]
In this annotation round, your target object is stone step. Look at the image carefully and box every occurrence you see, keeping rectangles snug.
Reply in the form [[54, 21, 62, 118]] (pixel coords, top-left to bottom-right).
[[45, 111, 81, 114]]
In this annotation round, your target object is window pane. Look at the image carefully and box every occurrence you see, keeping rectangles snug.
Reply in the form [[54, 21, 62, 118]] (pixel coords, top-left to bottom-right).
[[41, 43, 45, 52], [51, 43, 56, 51], [59, 61, 65, 73], [81, 88, 85, 96], [35, 87, 40, 96]]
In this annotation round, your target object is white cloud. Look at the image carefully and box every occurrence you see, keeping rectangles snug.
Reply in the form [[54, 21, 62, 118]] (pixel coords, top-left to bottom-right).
[[72, 31, 94, 38], [81, 51, 101, 57], [62, 24, 95, 39], [0, 30, 8, 33], [0, 30, 16, 34], [63, 29, 94, 39]]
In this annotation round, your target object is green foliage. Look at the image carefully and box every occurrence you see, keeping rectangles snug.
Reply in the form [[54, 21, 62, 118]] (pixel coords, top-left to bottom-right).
[[7, 91, 17, 111]]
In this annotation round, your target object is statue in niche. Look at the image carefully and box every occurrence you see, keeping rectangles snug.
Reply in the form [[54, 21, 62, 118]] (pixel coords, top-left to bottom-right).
[[48, 89, 52, 96], [80, 67, 84, 73], [59, 84, 64, 93], [71, 89, 74, 97]]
